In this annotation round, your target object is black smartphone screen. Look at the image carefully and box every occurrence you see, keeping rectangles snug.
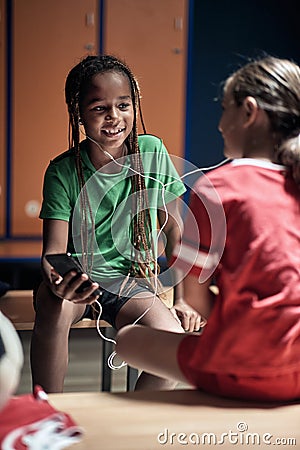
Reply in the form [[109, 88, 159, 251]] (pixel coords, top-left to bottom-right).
[[45, 253, 83, 277], [45, 253, 101, 295]]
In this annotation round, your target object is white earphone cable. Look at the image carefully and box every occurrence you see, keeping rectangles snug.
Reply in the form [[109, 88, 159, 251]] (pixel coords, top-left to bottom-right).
[[84, 134, 229, 370]]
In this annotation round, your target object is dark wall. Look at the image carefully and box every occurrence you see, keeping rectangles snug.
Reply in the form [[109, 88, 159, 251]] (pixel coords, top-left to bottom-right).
[[188, 0, 300, 167]]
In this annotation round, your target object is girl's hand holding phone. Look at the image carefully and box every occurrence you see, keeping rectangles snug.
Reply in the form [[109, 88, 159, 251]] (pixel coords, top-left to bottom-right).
[[45, 253, 101, 304]]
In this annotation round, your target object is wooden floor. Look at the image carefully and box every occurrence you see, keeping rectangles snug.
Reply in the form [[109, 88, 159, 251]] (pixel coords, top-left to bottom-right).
[[16, 328, 130, 394]]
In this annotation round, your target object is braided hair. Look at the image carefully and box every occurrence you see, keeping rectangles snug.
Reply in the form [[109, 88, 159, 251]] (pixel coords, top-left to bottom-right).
[[65, 54, 159, 280]]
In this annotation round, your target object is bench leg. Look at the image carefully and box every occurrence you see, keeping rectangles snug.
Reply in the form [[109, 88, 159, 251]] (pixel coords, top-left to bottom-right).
[[126, 366, 139, 391], [101, 327, 115, 392]]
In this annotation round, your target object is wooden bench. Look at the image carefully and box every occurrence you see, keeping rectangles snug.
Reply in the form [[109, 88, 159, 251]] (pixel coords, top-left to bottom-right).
[[0, 287, 174, 392], [0, 289, 110, 330]]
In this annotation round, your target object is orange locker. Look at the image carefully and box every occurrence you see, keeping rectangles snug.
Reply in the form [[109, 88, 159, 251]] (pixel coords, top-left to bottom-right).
[[11, 0, 99, 236], [104, 0, 188, 161], [5, 0, 189, 237], [0, 0, 6, 237]]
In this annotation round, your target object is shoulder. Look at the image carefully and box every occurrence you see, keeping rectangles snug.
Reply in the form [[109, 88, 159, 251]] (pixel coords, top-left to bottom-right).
[[45, 146, 80, 177], [194, 158, 286, 206], [43, 148, 77, 185], [50, 148, 76, 166], [138, 134, 164, 152], [203, 158, 285, 187], [192, 161, 242, 208], [195, 159, 262, 188], [193, 161, 232, 190]]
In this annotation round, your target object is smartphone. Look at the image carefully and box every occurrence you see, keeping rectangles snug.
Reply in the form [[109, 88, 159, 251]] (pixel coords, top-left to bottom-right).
[[45, 253, 101, 296]]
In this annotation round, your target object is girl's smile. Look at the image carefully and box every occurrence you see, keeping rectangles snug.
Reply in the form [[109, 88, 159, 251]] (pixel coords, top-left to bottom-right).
[[101, 127, 126, 137], [80, 71, 134, 157]]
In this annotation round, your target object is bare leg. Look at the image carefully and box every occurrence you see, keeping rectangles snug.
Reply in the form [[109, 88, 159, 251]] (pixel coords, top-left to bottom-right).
[[30, 281, 86, 393], [115, 294, 185, 390], [116, 325, 191, 386]]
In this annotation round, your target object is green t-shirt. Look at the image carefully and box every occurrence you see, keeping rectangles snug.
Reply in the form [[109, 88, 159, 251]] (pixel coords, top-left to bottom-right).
[[40, 134, 186, 282]]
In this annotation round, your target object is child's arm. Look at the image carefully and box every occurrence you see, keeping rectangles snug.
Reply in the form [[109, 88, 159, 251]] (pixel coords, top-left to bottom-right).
[[41, 219, 99, 304], [158, 200, 203, 331], [41, 218, 69, 283]]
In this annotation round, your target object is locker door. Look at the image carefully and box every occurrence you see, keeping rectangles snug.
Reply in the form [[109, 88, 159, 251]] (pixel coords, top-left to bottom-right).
[[0, 0, 6, 237], [103, 0, 189, 160], [11, 0, 98, 236]]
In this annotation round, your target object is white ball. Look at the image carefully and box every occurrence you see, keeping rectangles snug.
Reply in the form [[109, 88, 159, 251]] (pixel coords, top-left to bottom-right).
[[0, 311, 24, 410]]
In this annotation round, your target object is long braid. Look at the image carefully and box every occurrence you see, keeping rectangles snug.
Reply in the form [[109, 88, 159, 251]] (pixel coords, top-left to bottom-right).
[[125, 69, 160, 280], [65, 62, 95, 272], [118, 60, 159, 280], [65, 55, 159, 281]]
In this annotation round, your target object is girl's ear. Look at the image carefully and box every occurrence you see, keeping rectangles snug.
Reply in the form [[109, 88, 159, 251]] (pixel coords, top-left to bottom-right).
[[242, 96, 259, 127]]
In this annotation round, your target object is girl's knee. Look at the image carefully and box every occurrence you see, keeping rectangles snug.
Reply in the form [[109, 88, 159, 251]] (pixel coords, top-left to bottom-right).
[[116, 325, 142, 359], [34, 282, 85, 329], [35, 281, 61, 311]]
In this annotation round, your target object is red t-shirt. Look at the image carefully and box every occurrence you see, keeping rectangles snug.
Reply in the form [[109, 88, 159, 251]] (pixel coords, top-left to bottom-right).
[[172, 159, 300, 378]]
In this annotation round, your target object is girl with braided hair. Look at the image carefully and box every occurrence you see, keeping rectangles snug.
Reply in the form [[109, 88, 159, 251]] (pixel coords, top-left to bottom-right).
[[30, 54, 201, 393], [116, 55, 300, 401]]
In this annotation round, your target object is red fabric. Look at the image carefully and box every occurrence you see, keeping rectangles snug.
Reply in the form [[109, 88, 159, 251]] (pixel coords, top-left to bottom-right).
[[172, 160, 300, 399], [178, 334, 300, 401], [0, 386, 83, 449]]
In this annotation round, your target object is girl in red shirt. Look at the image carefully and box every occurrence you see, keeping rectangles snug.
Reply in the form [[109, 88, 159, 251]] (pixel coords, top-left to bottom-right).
[[116, 56, 300, 401]]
